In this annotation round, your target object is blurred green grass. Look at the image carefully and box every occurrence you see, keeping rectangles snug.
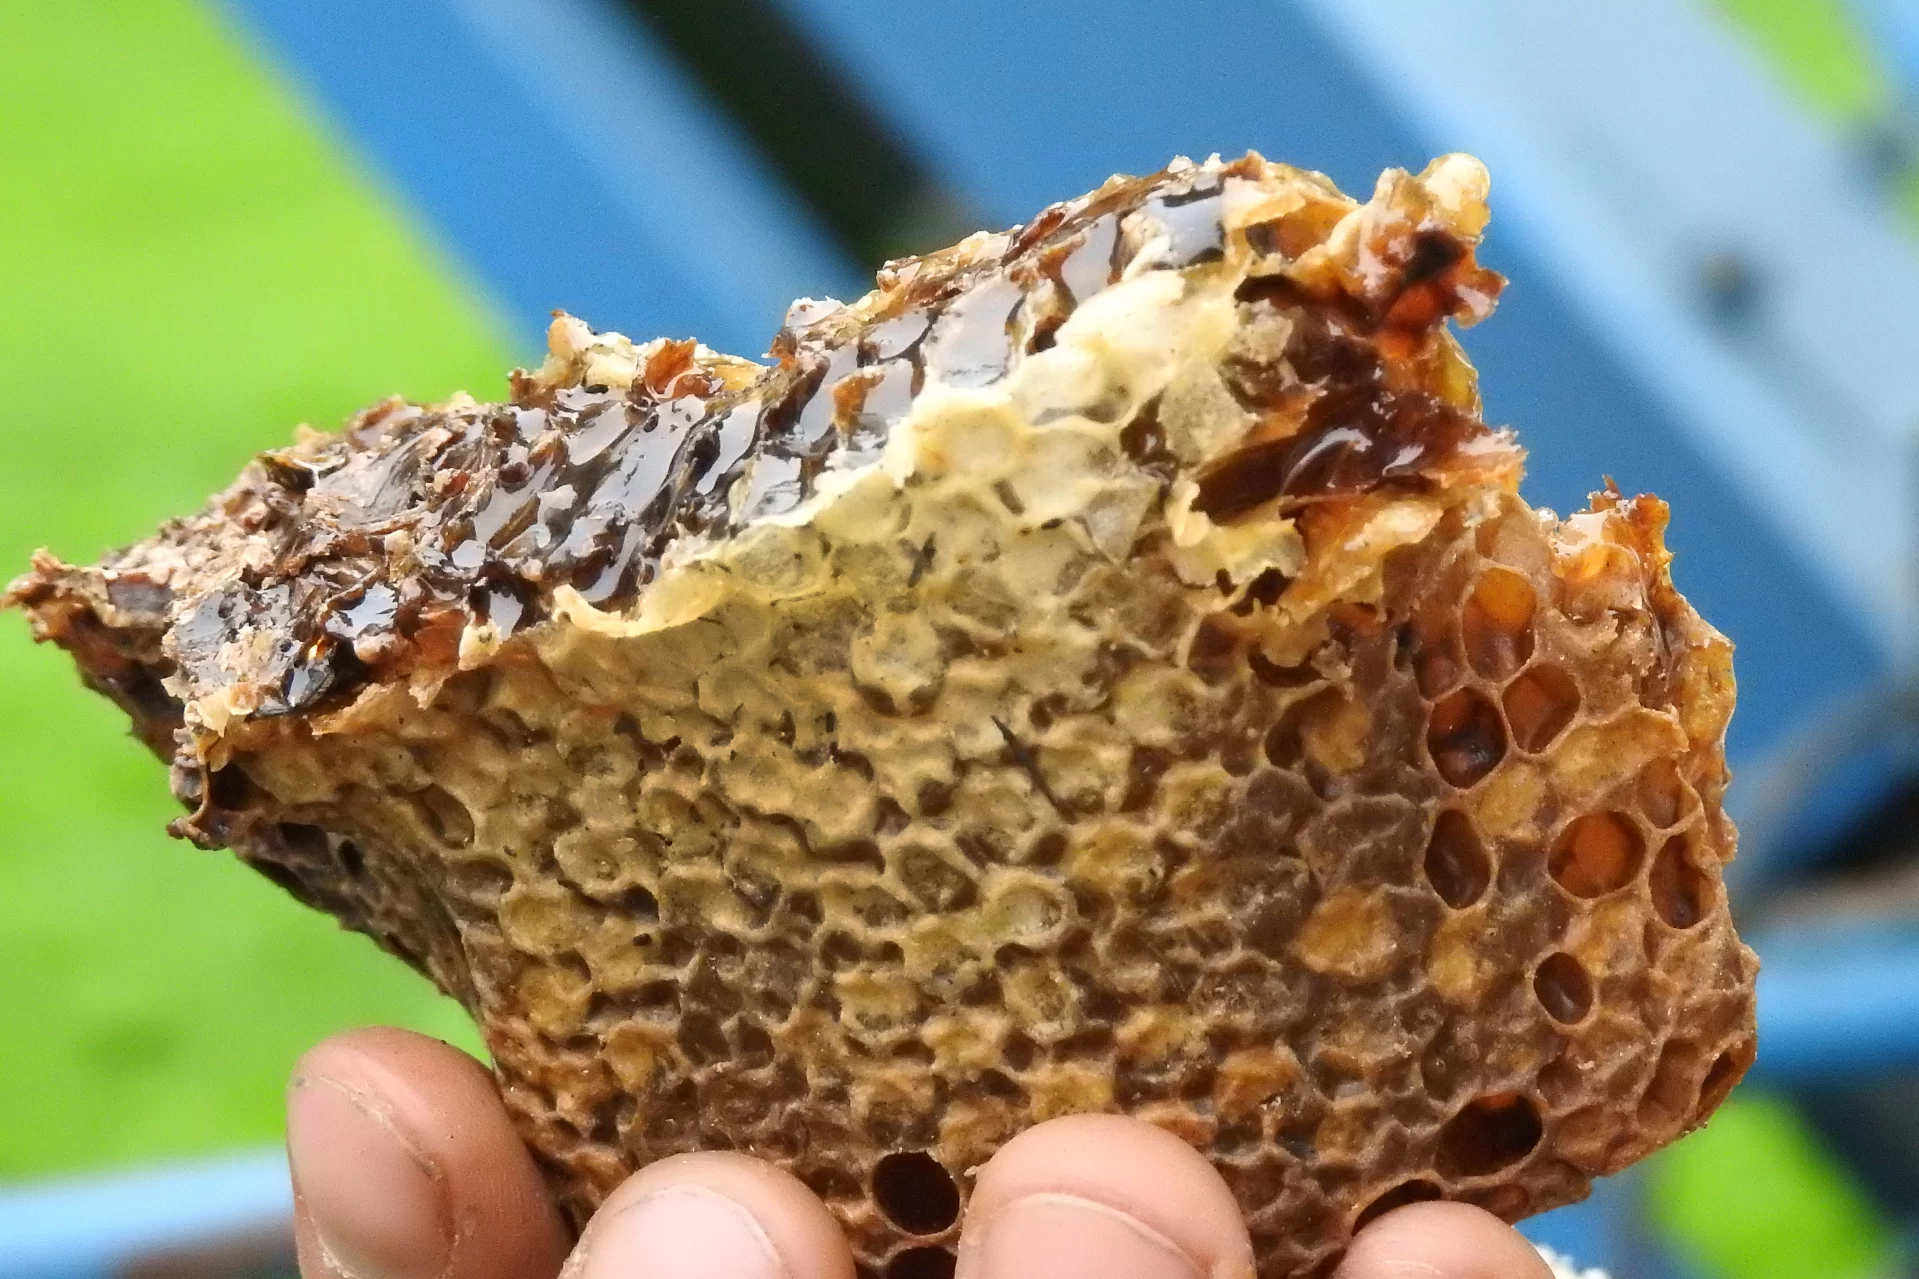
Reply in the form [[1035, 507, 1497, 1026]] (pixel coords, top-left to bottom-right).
[[0, 0, 511, 1176], [1712, 0, 1919, 227], [1712, 0, 1892, 120], [1652, 1094, 1895, 1279]]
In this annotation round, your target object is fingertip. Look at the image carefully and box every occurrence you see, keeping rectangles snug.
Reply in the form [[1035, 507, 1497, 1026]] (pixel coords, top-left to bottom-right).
[[958, 1115, 1254, 1279], [1337, 1201, 1556, 1279], [567, 1151, 854, 1279], [288, 1027, 570, 1279]]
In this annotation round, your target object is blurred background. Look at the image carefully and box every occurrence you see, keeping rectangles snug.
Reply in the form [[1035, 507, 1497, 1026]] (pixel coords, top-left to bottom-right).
[[4, 0, 1919, 1275]]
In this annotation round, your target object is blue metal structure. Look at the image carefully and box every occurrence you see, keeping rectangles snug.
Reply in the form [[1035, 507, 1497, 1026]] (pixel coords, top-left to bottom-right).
[[1851, 0, 1919, 111], [1750, 922, 1919, 1084], [211, 0, 863, 359], [9, 0, 1919, 1275], [0, 1150, 289, 1279]]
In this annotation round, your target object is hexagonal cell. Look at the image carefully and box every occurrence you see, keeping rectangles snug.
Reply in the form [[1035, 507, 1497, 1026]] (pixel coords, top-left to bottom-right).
[[1262, 688, 1347, 770], [873, 1151, 962, 1235], [1423, 811, 1491, 909], [1353, 1178, 1443, 1231], [1412, 627, 1462, 699], [1248, 648, 1317, 688], [894, 845, 979, 912], [1435, 1093, 1544, 1178], [1427, 688, 1507, 788], [1636, 757, 1690, 829], [1532, 953, 1593, 1025], [410, 783, 476, 846], [1548, 813, 1644, 898], [1501, 665, 1579, 753], [1637, 1038, 1706, 1129], [886, 1246, 957, 1279], [1461, 568, 1536, 679], [1187, 615, 1243, 684], [1697, 1039, 1757, 1121], [1648, 835, 1713, 928]]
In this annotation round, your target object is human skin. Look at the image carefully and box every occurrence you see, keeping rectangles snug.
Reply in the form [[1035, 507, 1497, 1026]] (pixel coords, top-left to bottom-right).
[[284, 1028, 1555, 1279]]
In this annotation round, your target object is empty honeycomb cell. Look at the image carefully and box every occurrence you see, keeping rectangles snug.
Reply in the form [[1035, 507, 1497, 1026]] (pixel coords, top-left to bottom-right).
[[872, 1152, 962, 1234], [1467, 1183, 1530, 1220], [1637, 1040, 1706, 1129], [1461, 569, 1536, 679], [887, 1246, 957, 1279], [275, 821, 327, 857], [1427, 688, 1507, 788], [1412, 629, 1462, 700], [409, 784, 476, 846], [1249, 649, 1318, 688], [1189, 615, 1244, 684], [895, 845, 979, 912], [1532, 953, 1593, 1025], [1353, 1179, 1444, 1231], [619, 885, 661, 921], [1263, 690, 1338, 770], [1435, 1094, 1545, 1179], [1423, 811, 1491, 909], [9, 152, 1762, 1279], [1501, 665, 1579, 754], [1548, 813, 1644, 898], [1697, 1040, 1756, 1121], [1648, 834, 1712, 928], [1636, 758, 1689, 829]]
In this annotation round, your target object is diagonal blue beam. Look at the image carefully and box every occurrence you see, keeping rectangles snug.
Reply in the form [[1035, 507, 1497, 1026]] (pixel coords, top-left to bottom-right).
[[0, 1149, 289, 1279], [213, 0, 863, 359], [1748, 921, 1919, 1083], [1849, 0, 1919, 109]]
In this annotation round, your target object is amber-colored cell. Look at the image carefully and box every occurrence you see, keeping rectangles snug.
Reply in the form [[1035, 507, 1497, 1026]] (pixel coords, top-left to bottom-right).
[[1353, 1179, 1443, 1231], [1469, 1183, 1531, 1220], [1649, 835, 1712, 929], [1502, 665, 1579, 753], [1424, 811, 1491, 909], [1637, 1039, 1702, 1129], [1188, 615, 1242, 684], [873, 1152, 961, 1234], [1427, 688, 1507, 787], [1637, 758, 1689, 829], [1410, 620, 1461, 699], [1532, 953, 1593, 1025], [1264, 689, 1348, 770], [1461, 569, 1536, 679], [1435, 1093, 1544, 1178], [1248, 649, 1316, 688], [1697, 1039, 1756, 1121], [888, 1247, 957, 1279], [276, 821, 327, 856], [411, 784, 476, 846], [1549, 814, 1644, 898]]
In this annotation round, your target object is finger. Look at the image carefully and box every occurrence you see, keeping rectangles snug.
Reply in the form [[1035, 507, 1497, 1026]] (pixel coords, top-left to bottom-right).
[[561, 1151, 856, 1279], [956, 1114, 1255, 1279], [1336, 1201, 1556, 1279], [287, 1026, 572, 1279]]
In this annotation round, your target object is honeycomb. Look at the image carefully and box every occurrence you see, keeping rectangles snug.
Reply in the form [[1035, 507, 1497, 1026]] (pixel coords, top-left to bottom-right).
[[7, 153, 1756, 1278]]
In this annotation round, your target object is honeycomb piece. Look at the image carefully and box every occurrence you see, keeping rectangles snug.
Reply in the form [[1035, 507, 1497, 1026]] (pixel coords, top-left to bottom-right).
[[6, 153, 1756, 1278]]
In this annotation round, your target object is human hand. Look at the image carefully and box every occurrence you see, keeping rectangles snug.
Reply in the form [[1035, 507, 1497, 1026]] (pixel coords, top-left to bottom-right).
[[285, 1028, 1559, 1279]]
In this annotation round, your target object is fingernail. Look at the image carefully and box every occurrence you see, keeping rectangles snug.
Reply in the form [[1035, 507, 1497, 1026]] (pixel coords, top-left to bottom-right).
[[966, 1193, 1204, 1279], [287, 1074, 451, 1279], [575, 1184, 789, 1279]]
